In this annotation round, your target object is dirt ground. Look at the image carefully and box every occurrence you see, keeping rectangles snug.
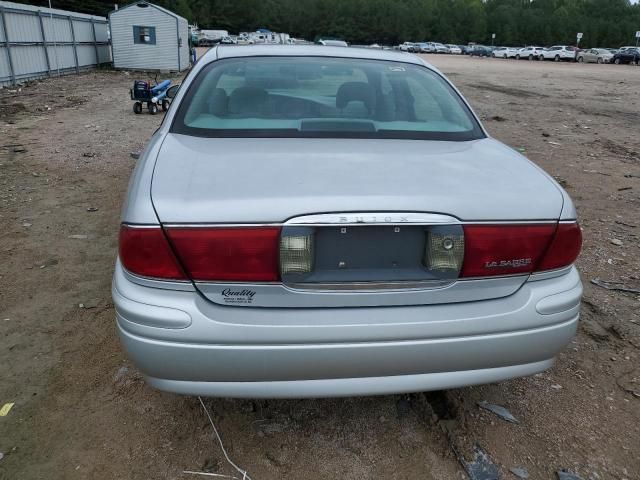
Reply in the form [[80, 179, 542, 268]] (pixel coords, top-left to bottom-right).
[[0, 55, 639, 480]]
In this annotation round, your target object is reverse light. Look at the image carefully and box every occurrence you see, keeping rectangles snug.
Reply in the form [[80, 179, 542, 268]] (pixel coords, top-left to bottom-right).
[[424, 230, 465, 275], [280, 232, 315, 275]]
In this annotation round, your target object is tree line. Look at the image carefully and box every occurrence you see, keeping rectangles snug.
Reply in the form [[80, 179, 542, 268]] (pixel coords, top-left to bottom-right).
[[15, 0, 640, 47]]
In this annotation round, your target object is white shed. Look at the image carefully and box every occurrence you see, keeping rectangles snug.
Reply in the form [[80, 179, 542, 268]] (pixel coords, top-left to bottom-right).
[[109, 1, 189, 72]]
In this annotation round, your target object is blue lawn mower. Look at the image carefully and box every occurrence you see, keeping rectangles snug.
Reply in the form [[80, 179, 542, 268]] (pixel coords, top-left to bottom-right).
[[131, 79, 172, 115]]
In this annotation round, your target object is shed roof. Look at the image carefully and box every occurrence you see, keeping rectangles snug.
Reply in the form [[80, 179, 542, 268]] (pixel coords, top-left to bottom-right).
[[109, 1, 186, 21]]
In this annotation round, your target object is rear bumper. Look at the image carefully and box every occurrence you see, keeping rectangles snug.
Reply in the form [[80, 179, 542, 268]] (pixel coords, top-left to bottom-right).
[[118, 320, 575, 398], [114, 263, 582, 398]]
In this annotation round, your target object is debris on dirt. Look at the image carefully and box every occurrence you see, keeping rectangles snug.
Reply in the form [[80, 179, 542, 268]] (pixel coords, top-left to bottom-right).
[[591, 278, 640, 295], [82, 152, 95, 158], [0, 452, 4, 461], [197, 397, 253, 480], [461, 445, 501, 480], [551, 384, 563, 390], [557, 470, 584, 480], [37, 258, 58, 269], [616, 369, 640, 398], [542, 132, 550, 137], [130, 152, 140, 159], [79, 299, 100, 309], [0, 403, 15, 416], [610, 239, 624, 246], [86, 207, 99, 212], [615, 220, 637, 228], [113, 366, 129, 382], [68, 234, 88, 239], [617, 187, 632, 191], [12, 146, 26, 153], [477, 401, 519, 423], [509, 467, 529, 479], [183, 470, 238, 478], [583, 169, 611, 176], [489, 115, 506, 122], [22, 222, 32, 227], [624, 174, 640, 179], [548, 141, 561, 146]]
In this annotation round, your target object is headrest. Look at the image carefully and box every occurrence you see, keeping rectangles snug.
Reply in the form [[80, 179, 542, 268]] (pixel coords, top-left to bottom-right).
[[336, 82, 375, 113], [208, 88, 228, 116], [228, 86, 268, 115]]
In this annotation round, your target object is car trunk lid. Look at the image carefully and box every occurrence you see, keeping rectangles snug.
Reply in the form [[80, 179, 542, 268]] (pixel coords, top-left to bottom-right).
[[152, 134, 564, 307]]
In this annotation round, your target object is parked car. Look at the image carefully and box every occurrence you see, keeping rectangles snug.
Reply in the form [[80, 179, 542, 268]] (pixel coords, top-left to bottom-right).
[[577, 48, 613, 64], [399, 42, 419, 53], [611, 47, 640, 64], [417, 42, 435, 53], [539, 45, 577, 61], [432, 42, 450, 53], [458, 45, 470, 54], [446, 44, 462, 54], [115, 45, 582, 399], [516, 46, 544, 60], [492, 47, 518, 59], [318, 39, 349, 47], [469, 45, 492, 57]]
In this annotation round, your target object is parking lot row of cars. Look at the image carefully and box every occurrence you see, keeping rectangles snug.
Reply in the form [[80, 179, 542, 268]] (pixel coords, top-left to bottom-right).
[[486, 45, 640, 64], [398, 41, 640, 65]]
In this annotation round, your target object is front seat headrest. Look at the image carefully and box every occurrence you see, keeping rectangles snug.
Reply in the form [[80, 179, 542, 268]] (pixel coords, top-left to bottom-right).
[[336, 82, 375, 114], [228, 86, 268, 115]]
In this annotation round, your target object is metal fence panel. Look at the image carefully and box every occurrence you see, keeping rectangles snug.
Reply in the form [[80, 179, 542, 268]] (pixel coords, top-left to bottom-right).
[[46, 44, 75, 71], [0, 46, 9, 75], [5, 10, 39, 42], [72, 19, 93, 42], [10, 44, 47, 75], [42, 16, 72, 43], [94, 23, 108, 43], [0, 1, 110, 86], [77, 44, 96, 66]]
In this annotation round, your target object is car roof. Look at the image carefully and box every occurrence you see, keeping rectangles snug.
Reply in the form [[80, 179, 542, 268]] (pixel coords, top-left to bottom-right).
[[204, 44, 428, 66]]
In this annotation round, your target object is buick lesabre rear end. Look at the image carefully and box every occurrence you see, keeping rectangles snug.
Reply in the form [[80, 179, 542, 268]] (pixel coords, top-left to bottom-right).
[[113, 45, 582, 398]]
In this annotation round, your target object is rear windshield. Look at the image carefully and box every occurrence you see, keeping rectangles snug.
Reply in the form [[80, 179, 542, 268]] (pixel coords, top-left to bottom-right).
[[171, 56, 484, 141]]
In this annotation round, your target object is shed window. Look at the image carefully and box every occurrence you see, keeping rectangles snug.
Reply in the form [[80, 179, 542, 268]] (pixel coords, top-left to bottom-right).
[[134, 26, 156, 45]]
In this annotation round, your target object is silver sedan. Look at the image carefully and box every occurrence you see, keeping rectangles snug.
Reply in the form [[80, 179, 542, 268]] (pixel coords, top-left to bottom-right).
[[577, 48, 613, 64], [113, 45, 582, 398]]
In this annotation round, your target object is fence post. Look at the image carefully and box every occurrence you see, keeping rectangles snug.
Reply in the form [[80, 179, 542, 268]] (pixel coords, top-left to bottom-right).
[[68, 15, 79, 73], [90, 19, 99, 66], [0, 6, 16, 85], [37, 11, 51, 76]]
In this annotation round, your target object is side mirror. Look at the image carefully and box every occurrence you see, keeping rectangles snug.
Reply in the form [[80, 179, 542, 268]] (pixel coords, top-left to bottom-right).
[[166, 84, 180, 99]]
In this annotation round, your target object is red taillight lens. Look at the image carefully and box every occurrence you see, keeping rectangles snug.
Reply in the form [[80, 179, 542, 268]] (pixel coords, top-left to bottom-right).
[[461, 222, 582, 278], [461, 224, 556, 278], [119, 225, 187, 280], [537, 222, 582, 271], [166, 227, 281, 282]]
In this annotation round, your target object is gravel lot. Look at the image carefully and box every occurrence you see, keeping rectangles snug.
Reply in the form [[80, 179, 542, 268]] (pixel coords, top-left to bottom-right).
[[1, 54, 639, 480]]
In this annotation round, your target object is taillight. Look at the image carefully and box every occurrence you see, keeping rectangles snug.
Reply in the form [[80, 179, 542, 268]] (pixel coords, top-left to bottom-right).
[[461, 222, 581, 278], [119, 225, 187, 280], [165, 227, 281, 282], [536, 222, 582, 271], [461, 224, 556, 278]]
